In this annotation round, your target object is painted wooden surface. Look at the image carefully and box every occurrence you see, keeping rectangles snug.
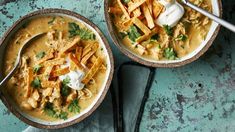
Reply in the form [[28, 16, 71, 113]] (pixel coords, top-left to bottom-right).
[[0, 0, 235, 131]]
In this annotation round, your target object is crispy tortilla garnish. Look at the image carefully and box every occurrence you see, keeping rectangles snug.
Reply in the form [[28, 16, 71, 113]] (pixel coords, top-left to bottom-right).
[[141, 3, 155, 29], [81, 50, 96, 65], [44, 58, 65, 66], [82, 57, 103, 84], [25, 68, 33, 98], [43, 66, 55, 81], [90, 55, 97, 64], [82, 42, 94, 57], [132, 17, 151, 35], [153, 1, 164, 19], [133, 7, 142, 17], [136, 27, 158, 43], [108, 7, 123, 14], [122, 19, 133, 28], [117, 0, 130, 19], [75, 47, 83, 62], [90, 55, 107, 70], [41, 80, 61, 89], [69, 53, 84, 70], [59, 37, 80, 55], [51, 67, 70, 77], [81, 42, 99, 65], [146, 0, 153, 14], [37, 49, 54, 64], [128, 0, 146, 13]]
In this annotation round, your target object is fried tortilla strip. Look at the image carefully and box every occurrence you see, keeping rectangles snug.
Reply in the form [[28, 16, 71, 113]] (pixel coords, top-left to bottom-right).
[[136, 27, 158, 43], [108, 7, 123, 14], [153, 1, 164, 19], [141, 3, 155, 29], [132, 17, 151, 35], [81, 50, 96, 65], [90, 55, 97, 64], [117, 0, 130, 19], [25, 68, 33, 98], [122, 19, 133, 29], [37, 49, 54, 64], [41, 80, 61, 89], [44, 58, 65, 66], [59, 37, 80, 55], [51, 67, 70, 77], [43, 66, 55, 81], [82, 42, 99, 57], [90, 55, 107, 70], [82, 57, 103, 84], [82, 42, 95, 57], [70, 59, 77, 71], [75, 47, 83, 62], [146, 0, 153, 14], [133, 7, 142, 17], [69, 53, 84, 70], [81, 43, 99, 65], [128, 0, 146, 13]]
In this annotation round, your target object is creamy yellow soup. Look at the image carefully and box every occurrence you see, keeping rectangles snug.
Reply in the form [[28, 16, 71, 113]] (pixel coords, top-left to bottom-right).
[[109, 0, 212, 60], [4, 16, 107, 121]]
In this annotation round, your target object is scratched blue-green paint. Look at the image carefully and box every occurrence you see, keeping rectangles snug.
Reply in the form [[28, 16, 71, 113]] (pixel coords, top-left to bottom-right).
[[1, 0, 235, 132]]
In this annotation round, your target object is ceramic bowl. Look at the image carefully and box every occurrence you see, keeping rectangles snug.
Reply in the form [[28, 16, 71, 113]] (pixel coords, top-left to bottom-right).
[[104, 0, 222, 67], [0, 9, 114, 129]]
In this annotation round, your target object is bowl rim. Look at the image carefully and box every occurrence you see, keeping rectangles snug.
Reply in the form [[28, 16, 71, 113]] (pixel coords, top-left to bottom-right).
[[0, 8, 114, 129], [104, 0, 222, 68]]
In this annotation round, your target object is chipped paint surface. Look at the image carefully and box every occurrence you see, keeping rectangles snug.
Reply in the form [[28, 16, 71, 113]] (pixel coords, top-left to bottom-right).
[[0, 0, 235, 132]]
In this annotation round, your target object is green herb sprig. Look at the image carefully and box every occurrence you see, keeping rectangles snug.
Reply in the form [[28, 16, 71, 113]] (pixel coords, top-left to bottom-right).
[[68, 22, 96, 40], [68, 99, 81, 113]]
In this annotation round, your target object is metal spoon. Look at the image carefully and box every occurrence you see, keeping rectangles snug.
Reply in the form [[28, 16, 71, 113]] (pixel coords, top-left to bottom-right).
[[0, 32, 46, 87], [182, 0, 235, 33]]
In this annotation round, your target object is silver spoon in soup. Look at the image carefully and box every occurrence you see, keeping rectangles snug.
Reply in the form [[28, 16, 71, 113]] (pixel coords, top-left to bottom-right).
[[0, 32, 46, 87], [156, 0, 235, 32]]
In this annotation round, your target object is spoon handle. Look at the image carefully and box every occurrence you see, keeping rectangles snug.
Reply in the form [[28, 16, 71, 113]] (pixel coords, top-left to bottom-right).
[[184, 0, 235, 33]]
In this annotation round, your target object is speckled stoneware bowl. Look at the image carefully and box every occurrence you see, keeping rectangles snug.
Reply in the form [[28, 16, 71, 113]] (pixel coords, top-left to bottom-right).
[[104, 0, 222, 67], [0, 9, 114, 129]]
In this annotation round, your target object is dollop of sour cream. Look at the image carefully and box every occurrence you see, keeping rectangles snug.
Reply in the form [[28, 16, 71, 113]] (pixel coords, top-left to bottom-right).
[[156, 0, 185, 27], [59, 58, 85, 91]]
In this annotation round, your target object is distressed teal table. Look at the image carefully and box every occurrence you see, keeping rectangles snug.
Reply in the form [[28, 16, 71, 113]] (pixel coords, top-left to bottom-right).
[[0, 0, 235, 131]]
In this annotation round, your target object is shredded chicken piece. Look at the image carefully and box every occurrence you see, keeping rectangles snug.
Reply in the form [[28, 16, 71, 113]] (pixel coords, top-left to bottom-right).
[[27, 97, 38, 109], [66, 90, 78, 104]]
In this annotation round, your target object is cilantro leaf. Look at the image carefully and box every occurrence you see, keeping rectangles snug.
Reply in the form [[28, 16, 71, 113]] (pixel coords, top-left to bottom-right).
[[44, 102, 56, 117], [163, 25, 173, 36], [68, 22, 96, 40], [31, 77, 41, 88], [175, 34, 187, 41], [128, 25, 141, 42], [61, 77, 71, 97], [48, 17, 56, 25], [68, 99, 81, 113], [36, 51, 46, 59], [33, 64, 42, 73], [151, 34, 159, 41], [44, 102, 68, 120], [164, 48, 177, 60], [57, 111, 68, 120]]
